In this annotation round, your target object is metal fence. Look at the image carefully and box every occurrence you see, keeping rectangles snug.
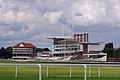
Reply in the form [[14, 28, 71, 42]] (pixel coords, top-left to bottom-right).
[[0, 63, 120, 80]]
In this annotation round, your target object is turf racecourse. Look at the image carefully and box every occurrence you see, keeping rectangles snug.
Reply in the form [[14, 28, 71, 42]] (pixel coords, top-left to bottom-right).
[[0, 60, 120, 80], [0, 66, 120, 80]]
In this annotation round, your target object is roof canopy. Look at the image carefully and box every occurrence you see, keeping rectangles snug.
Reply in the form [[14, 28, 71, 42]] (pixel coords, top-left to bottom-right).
[[13, 42, 36, 48]]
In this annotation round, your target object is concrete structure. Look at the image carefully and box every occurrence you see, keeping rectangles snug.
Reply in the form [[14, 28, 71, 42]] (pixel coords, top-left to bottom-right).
[[47, 36, 81, 57], [12, 42, 36, 60], [37, 51, 52, 57], [47, 33, 107, 61], [37, 51, 52, 60], [74, 33, 89, 42], [79, 42, 101, 54]]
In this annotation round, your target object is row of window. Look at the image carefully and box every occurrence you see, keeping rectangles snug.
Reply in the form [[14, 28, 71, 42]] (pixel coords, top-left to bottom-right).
[[13, 52, 32, 54], [54, 48, 79, 52], [13, 54, 32, 56]]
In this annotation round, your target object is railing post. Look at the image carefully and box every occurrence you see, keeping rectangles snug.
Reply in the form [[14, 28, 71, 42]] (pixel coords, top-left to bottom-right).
[[70, 66, 72, 78], [83, 64, 87, 80], [46, 66, 48, 77], [98, 66, 101, 77], [38, 64, 42, 80], [15, 66, 18, 78], [89, 67, 91, 77]]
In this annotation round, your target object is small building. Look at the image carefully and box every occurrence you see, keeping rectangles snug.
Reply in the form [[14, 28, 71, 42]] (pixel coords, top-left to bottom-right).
[[37, 51, 52, 57], [37, 51, 52, 60], [12, 42, 36, 60]]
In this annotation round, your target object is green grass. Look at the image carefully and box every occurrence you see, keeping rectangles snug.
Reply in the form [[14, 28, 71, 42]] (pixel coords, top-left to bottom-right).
[[0, 66, 119, 80]]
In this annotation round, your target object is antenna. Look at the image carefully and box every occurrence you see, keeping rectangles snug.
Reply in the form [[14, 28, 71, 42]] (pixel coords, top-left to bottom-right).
[[71, 25, 74, 36], [62, 25, 65, 36], [69, 25, 71, 37], [69, 25, 74, 37]]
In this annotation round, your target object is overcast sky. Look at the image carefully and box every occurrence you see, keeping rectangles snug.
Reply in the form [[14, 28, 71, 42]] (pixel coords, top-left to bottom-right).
[[0, 0, 120, 48]]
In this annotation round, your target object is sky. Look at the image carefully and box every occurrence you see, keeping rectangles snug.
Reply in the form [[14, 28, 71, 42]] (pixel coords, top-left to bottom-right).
[[0, 0, 120, 49]]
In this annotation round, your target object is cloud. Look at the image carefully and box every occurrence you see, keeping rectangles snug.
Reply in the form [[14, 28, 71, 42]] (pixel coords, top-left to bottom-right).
[[0, 0, 120, 48], [43, 10, 63, 24], [2, 10, 35, 24], [66, 0, 112, 26]]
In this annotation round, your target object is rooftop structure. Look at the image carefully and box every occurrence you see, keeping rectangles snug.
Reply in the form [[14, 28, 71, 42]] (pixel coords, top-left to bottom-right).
[[79, 42, 101, 54]]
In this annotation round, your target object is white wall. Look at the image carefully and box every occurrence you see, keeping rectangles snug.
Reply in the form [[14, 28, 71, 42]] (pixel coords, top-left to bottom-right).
[[88, 45, 100, 52]]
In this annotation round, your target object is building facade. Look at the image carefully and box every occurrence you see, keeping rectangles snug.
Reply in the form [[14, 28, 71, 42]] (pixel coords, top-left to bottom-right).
[[48, 33, 107, 61], [47, 36, 81, 57], [12, 42, 36, 60]]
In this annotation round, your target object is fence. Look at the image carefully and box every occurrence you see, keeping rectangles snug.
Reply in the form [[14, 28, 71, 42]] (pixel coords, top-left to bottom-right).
[[0, 63, 120, 80]]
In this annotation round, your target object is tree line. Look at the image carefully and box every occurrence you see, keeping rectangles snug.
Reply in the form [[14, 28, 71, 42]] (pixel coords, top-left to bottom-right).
[[0, 47, 13, 59], [102, 43, 120, 58]]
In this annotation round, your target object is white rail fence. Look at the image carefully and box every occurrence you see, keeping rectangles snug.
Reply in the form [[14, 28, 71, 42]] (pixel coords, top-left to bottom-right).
[[0, 63, 120, 80]]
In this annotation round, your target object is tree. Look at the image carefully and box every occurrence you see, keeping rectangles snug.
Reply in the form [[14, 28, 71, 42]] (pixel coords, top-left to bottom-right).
[[0, 47, 6, 59], [0, 47, 13, 59], [36, 48, 43, 52], [36, 48, 50, 52], [102, 43, 114, 58], [42, 48, 50, 51], [114, 48, 120, 58], [5, 46, 13, 59]]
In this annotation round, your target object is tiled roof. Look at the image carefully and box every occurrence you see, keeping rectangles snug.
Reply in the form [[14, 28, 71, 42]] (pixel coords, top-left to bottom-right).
[[13, 42, 36, 48]]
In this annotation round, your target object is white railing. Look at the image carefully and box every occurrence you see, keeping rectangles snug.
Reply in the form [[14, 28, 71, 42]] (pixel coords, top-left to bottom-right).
[[0, 64, 86, 80], [86, 64, 120, 78], [41, 64, 87, 80], [0, 63, 120, 80], [0, 64, 42, 80]]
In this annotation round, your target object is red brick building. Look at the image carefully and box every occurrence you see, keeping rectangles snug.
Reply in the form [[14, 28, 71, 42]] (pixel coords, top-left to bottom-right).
[[12, 42, 36, 60]]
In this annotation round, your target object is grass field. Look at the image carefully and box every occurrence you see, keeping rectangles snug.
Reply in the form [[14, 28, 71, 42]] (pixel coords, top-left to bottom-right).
[[0, 65, 120, 80]]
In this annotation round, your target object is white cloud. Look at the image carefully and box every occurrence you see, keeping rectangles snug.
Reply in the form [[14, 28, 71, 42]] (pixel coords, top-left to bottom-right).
[[2, 11, 16, 23], [2, 31, 15, 36], [2, 10, 35, 24], [43, 10, 63, 24], [0, 0, 120, 48], [66, 0, 112, 26], [17, 12, 35, 22]]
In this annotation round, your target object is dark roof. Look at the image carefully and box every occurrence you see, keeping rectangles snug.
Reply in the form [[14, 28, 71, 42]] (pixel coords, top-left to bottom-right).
[[79, 42, 101, 45], [13, 42, 36, 48]]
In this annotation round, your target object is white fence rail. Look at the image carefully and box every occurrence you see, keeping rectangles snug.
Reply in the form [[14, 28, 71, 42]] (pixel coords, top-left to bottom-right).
[[0, 64, 42, 80], [41, 64, 87, 80], [0, 63, 120, 80]]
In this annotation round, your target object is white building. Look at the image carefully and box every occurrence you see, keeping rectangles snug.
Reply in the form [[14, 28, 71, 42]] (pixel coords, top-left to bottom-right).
[[47, 33, 107, 61], [12, 42, 36, 60], [47, 36, 81, 57]]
